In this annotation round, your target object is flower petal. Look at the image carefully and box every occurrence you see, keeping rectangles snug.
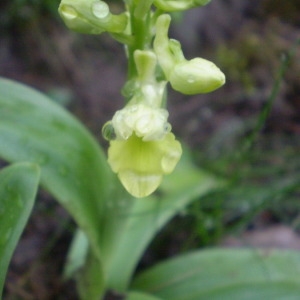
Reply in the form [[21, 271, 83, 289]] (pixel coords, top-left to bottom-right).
[[108, 133, 182, 197], [119, 170, 162, 198]]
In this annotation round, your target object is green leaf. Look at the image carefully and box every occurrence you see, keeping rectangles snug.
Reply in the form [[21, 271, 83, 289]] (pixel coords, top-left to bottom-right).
[[127, 291, 162, 300], [76, 250, 106, 300], [0, 162, 40, 297], [132, 248, 300, 300], [0, 78, 139, 298], [0, 77, 113, 260], [106, 149, 223, 291], [64, 229, 89, 280]]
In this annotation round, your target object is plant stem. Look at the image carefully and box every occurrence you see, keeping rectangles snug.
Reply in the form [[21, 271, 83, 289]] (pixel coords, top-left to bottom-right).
[[126, 1, 152, 82]]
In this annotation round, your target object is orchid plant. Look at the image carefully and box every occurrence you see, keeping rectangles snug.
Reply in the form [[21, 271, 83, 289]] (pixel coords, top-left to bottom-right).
[[1, 1, 300, 299]]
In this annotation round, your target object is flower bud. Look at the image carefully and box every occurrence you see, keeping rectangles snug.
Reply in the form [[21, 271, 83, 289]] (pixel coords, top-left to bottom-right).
[[154, 14, 225, 95], [170, 57, 225, 94], [59, 0, 128, 34], [154, 0, 211, 12]]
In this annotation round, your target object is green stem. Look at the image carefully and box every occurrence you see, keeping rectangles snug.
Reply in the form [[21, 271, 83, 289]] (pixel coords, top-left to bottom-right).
[[126, 2, 153, 84], [134, 0, 153, 20]]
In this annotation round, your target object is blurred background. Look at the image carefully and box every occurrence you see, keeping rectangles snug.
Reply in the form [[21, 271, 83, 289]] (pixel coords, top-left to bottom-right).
[[1, 0, 300, 299]]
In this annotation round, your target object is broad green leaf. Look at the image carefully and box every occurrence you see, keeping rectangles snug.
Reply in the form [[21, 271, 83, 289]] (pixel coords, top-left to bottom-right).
[[64, 230, 105, 299], [76, 250, 105, 300], [127, 291, 162, 300], [106, 149, 223, 291], [0, 77, 113, 259], [132, 248, 300, 300], [0, 162, 40, 297], [0, 78, 138, 298]]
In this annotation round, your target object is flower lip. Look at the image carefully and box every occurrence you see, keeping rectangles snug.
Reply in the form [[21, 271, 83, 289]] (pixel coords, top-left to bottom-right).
[[108, 133, 182, 197]]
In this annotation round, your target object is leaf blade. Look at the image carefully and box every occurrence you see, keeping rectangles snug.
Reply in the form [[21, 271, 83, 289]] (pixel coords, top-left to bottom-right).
[[132, 248, 300, 300], [0, 77, 112, 258], [0, 162, 40, 297]]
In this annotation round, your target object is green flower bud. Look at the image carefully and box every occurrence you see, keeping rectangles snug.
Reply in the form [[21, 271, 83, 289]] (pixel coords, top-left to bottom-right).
[[59, 0, 128, 34], [154, 0, 211, 12], [154, 14, 225, 95], [108, 133, 182, 198], [170, 57, 225, 94]]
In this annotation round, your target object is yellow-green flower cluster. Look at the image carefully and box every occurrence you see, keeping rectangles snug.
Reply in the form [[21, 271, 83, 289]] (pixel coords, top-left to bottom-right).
[[58, 0, 225, 198]]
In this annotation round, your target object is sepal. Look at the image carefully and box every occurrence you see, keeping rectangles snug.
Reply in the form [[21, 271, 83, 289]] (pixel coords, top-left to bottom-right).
[[59, 0, 128, 34], [153, 0, 211, 12]]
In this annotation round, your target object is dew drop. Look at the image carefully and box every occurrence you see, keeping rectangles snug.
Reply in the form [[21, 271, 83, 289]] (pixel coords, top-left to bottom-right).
[[128, 105, 138, 113], [102, 121, 116, 141], [187, 76, 195, 84], [92, 1, 109, 19], [60, 5, 78, 20], [164, 123, 172, 133]]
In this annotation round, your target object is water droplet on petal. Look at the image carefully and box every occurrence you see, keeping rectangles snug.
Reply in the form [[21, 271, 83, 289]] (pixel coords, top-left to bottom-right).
[[164, 123, 172, 133], [187, 75, 195, 83], [128, 105, 138, 113], [102, 121, 116, 141], [92, 1, 109, 19], [60, 5, 78, 20]]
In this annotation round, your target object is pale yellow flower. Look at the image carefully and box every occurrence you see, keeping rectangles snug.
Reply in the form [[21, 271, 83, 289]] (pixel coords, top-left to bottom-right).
[[108, 133, 182, 198]]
